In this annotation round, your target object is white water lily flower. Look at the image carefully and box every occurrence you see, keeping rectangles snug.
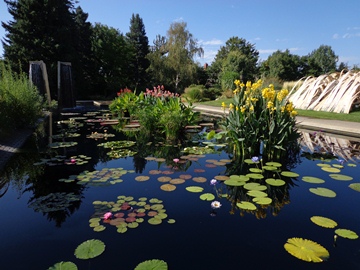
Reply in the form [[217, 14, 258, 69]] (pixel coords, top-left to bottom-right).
[[211, 201, 222, 209]]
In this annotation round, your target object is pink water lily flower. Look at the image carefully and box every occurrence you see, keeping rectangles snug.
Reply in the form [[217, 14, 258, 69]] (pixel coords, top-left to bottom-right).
[[173, 158, 180, 163], [103, 212, 112, 220]]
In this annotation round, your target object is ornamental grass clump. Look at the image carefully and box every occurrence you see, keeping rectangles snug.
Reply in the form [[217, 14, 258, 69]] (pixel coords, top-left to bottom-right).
[[0, 62, 44, 133], [222, 79, 300, 160]]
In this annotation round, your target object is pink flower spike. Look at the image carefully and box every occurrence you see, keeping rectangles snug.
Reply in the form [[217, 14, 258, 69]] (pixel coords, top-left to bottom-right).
[[173, 158, 180, 163], [103, 212, 112, 220]]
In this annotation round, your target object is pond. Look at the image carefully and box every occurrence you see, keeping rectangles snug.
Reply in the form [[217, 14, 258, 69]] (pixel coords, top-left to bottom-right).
[[0, 109, 360, 270]]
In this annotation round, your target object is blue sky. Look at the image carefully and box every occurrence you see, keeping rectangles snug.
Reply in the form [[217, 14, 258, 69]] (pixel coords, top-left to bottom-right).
[[1, 0, 359, 67]]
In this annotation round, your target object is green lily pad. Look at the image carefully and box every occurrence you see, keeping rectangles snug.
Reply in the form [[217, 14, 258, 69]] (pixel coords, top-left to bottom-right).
[[310, 216, 338, 228], [167, 219, 176, 224], [329, 174, 353, 181], [224, 179, 246, 186], [93, 225, 106, 232], [321, 167, 341, 173], [349, 183, 360, 192], [229, 175, 250, 181], [246, 173, 264, 180], [302, 176, 325, 184], [243, 183, 267, 191], [127, 222, 139, 229], [335, 228, 359, 239], [74, 239, 105, 259], [309, 187, 336, 198], [281, 171, 299, 178], [284, 237, 329, 262], [265, 178, 285, 186], [185, 186, 204, 193], [348, 163, 357, 167], [247, 190, 268, 197], [249, 168, 262, 173], [117, 227, 128, 233], [236, 201, 257, 210], [265, 162, 282, 167], [48, 261, 78, 270], [134, 259, 168, 270], [262, 165, 278, 171], [148, 218, 162, 225], [199, 193, 215, 201], [252, 197, 272, 205]]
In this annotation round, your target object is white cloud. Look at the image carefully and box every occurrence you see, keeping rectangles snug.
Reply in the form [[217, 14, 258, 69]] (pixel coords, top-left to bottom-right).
[[199, 38, 223, 46], [173, 17, 184, 22], [333, 33, 340, 39], [258, 49, 277, 54], [253, 37, 261, 41]]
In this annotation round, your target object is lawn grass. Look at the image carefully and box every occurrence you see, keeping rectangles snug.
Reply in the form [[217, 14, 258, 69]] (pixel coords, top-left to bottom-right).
[[199, 98, 360, 123]]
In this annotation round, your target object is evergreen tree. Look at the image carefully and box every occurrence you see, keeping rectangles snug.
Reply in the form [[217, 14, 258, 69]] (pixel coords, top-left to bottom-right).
[[72, 6, 94, 98], [2, 0, 78, 98], [126, 14, 150, 93]]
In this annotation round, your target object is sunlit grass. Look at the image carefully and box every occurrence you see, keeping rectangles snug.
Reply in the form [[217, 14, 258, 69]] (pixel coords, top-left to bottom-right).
[[198, 98, 360, 123]]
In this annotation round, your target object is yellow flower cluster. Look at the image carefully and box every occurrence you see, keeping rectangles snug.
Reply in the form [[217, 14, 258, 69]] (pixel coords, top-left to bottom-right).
[[277, 89, 289, 102], [262, 84, 276, 100]]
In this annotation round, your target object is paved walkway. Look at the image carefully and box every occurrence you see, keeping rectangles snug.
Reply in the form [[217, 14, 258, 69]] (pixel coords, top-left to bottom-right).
[[193, 104, 360, 139], [1, 104, 360, 171]]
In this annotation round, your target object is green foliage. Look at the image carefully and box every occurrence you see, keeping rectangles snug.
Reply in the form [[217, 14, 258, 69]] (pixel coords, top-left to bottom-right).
[[90, 23, 132, 97], [307, 45, 338, 76], [0, 63, 44, 131], [260, 50, 303, 81], [110, 88, 200, 142], [220, 71, 239, 91], [126, 14, 150, 92], [183, 84, 205, 102], [2, 0, 80, 98], [203, 86, 222, 100], [147, 22, 203, 92], [222, 79, 300, 160], [212, 37, 259, 83]]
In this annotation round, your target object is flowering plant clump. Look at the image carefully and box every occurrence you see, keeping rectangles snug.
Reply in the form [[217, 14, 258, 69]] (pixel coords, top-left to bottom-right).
[[222, 80, 300, 160], [109, 84, 200, 142]]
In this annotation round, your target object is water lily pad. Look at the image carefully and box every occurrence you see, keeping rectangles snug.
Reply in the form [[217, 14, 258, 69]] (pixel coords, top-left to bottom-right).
[[349, 183, 360, 192], [262, 165, 278, 171], [265, 161, 282, 167], [321, 167, 341, 173], [117, 227, 128, 233], [199, 193, 215, 201], [246, 173, 264, 180], [48, 261, 78, 270], [224, 179, 246, 186], [265, 178, 285, 186], [186, 186, 204, 193], [249, 168, 262, 173], [247, 190, 268, 197], [284, 237, 329, 262], [192, 177, 207, 183], [236, 201, 256, 210], [281, 171, 299, 178], [167, 219, 176, 224], [148, 218, 162, 225], [134, 259, 168, 270], [74, 239, 105, 259], [170, 178, 185, 184], [135, 176, 150, 182], [309, 187, 336, 198], [158, 176, 171, 182], [302, 176, 325, 184], [243, 183, 267, 191], [127, 222, 139, 229], [329, 174, 353, 181], [160, 184, 176, 191], [214, 175, 230, 181], [310, 216, 337, 228], [335, 228, 358, 239], [252, 197, 272, 205], [93, 225, 106, 232]]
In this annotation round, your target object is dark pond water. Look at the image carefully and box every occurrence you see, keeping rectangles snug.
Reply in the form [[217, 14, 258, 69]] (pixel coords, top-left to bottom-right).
[[1, 110, 360, 270]]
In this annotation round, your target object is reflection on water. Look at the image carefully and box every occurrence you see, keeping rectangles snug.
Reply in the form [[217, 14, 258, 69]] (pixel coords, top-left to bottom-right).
[[1, 111, 360, 269]]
